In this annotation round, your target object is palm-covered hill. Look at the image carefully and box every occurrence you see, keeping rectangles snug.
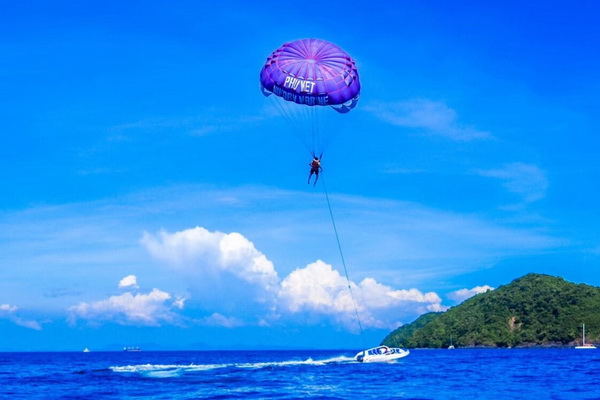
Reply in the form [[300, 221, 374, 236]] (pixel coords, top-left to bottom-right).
[[382, 273, 600, 348]]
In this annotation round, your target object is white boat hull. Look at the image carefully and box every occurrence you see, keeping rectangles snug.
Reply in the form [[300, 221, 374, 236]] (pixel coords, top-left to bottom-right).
[[575, 344, 596, 349], [355, 346, 410, 363]]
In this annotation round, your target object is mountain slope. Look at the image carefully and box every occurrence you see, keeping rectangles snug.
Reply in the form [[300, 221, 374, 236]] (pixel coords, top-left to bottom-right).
[[382, 273, 600, 348]]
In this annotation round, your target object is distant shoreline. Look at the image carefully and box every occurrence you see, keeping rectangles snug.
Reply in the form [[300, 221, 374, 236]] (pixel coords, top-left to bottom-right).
[[0, 345, 592, 353]]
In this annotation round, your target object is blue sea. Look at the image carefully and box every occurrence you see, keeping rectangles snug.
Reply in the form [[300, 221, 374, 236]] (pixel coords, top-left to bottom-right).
[[1, 349, 598, 399]]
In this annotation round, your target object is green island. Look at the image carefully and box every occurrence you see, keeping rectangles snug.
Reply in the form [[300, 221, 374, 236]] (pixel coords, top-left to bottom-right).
[[382, 273, 600, 348]]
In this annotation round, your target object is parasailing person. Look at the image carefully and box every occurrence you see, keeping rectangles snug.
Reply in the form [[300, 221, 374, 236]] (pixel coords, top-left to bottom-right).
[[308, 155, 322, 185], [259, 38, 361, 184]]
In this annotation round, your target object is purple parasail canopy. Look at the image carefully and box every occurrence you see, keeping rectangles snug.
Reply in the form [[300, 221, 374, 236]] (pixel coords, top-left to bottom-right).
[[260, 39, 360, 113]]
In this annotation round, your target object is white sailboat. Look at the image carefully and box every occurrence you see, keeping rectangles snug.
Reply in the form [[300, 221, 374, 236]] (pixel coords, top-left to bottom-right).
[[448, 336, 455, 349], [575, 323, 596, 349]]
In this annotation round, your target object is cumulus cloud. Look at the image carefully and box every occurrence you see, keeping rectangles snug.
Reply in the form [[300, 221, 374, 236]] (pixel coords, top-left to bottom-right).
[[278, 260, 445, 330], [0, 303, 42, 330], [279, 260, 352, 314], [141, 227, 448, 331], [118, 275, 138, 289], [141, 226, 280, 293], [448, 285, 494, 303], [68, 280, 184, 327], [365, 99, 490, 141], [1, 184, 563, 335], [476, 163, 548, 203]]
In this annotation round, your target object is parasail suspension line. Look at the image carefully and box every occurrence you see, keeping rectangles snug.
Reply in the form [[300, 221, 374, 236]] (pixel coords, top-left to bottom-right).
[[320, 175, 367, 348]]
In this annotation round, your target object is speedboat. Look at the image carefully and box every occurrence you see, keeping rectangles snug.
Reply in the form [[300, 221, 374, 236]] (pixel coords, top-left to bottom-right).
[[354, 345, 410, 363]]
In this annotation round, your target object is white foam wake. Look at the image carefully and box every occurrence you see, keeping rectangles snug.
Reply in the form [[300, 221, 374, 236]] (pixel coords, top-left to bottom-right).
[[110, 355, 355, 377]]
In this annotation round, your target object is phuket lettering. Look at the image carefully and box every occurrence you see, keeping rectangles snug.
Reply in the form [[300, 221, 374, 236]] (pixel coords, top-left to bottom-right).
[[283, 76, 316, 93]]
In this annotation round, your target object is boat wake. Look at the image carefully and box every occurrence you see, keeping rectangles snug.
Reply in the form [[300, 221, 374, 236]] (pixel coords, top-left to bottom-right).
[[110, 355, 355, 377]]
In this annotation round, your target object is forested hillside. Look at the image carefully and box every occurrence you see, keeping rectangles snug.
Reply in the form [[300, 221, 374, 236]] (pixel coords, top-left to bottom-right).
[[382, 273, 600, 348]]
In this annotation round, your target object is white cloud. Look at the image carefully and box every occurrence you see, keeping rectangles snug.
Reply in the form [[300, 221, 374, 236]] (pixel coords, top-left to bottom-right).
[[13, 318, 42, 330], [278, 260, 445, 330], [69, 287, 183, 327], [109, 108, 265, 138], [173, 297, 186, 309], [448, 285, 494, 303], [140, 227, 449, 330], [279, 260, 350, 313], [476, 163, 548, 203], [0, 303, 42, 330], [365, 99, 490, 141], [0, 184, 563, 317], [118, 275, 138, 289], [141, 227, 279, 292], [0, 184, 565, 336], [0, 304, 18, 313], [199, 313, 244, 328]]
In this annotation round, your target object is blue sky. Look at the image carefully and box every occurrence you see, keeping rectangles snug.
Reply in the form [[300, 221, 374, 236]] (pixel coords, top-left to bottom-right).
[[1, 1, 599, 351]]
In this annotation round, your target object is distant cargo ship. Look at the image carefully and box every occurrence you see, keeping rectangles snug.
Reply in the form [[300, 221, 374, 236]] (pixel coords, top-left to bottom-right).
[[123, 347, 142, 352]]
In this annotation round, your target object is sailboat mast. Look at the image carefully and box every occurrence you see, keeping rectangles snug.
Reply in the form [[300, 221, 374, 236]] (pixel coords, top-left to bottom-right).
[[583, 324, 586, 345]]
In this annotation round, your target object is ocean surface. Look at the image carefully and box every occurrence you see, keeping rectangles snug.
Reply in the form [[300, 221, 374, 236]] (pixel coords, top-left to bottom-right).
[[1, 348, 599, 399]]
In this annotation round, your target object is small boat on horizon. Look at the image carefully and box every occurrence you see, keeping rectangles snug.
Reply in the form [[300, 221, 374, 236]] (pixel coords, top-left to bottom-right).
[[123, 346, 142, 352], [354, 346, 410, 363], [575, 324, 596, 349], [83, 348, 90, 353]]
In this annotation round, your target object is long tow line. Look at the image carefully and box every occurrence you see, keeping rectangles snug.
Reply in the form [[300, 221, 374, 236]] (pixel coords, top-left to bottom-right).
[[320, 174, 367, 349]]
